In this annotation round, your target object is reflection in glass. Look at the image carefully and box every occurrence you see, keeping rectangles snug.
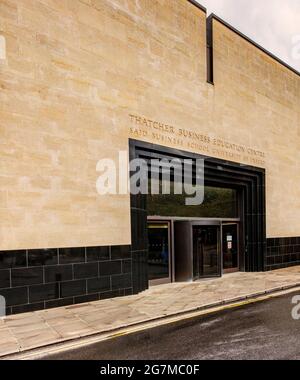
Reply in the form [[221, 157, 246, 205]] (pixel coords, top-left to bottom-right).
[[147, 179, 238, 218], [148, 223, 170, 281]]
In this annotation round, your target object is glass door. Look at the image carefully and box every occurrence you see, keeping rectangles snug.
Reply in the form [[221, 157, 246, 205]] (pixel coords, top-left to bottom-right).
[[193, 224, 221, 279], [148, 221, 171, 286], [222, 223, 239, 273]]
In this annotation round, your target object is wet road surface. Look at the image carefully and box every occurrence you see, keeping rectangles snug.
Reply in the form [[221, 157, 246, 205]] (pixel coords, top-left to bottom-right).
[[45, 291, 300, 360]]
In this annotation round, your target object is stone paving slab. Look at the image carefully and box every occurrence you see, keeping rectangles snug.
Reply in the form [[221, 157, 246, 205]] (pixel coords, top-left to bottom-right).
[[1, 267, 300, 358]]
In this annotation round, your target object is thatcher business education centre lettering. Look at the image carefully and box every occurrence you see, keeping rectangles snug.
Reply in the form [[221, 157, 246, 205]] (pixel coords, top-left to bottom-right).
[[0, 0, 300, 315], [129, 114, 266, 167]]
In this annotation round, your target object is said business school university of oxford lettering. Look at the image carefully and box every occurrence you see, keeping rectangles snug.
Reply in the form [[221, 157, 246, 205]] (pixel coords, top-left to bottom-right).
[[0, 0, 299, 315]]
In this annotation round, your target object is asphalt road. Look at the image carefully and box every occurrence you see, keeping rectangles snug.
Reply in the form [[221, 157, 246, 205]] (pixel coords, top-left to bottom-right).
[[46, 291, 300, 360]]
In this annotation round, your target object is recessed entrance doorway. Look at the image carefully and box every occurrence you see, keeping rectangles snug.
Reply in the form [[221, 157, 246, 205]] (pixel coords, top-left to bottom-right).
[[130, 140, 266, 293], [147, 219, 242, 285]]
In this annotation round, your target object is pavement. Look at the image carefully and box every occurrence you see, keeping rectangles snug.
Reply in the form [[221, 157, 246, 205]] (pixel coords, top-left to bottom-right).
[[47, 289, 300, 360], [1, 266, 300, 359]]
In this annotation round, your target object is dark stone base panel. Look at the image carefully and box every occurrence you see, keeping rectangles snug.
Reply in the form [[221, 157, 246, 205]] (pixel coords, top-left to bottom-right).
[[0, 246, 133, 316], [266, 237, 300, 271]]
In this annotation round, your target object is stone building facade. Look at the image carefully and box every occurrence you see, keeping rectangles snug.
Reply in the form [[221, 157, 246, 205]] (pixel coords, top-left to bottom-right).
[[0, 0, 299, 314]]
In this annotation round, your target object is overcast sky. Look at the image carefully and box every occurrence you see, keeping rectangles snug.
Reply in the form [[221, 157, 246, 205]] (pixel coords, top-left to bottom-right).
[[196, 0, 300, 72]]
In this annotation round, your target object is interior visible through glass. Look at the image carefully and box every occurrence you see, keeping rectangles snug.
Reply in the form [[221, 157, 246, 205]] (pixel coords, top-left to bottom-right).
[[148, 223, 170, 281]]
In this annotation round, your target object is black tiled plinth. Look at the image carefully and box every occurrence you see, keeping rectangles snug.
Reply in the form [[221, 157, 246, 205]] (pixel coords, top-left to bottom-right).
[[266, 237, 300, 271], [0, 250, 27, 269], [0, 246, 133, 315]]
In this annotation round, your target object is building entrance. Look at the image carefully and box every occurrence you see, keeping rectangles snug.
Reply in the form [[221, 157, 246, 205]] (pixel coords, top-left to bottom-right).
[[131, 140, 266, 293], [147, 219, 241, 285]]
